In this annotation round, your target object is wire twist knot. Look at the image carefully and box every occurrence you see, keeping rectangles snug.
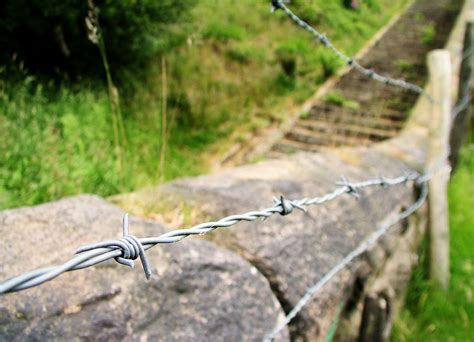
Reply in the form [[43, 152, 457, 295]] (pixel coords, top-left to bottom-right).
[[337, 177, 360, 199], [271, 0, 282, 11], [379, 176, 388, 188], [319, 34, 329, 46], [76, 214, 152, 279], [404, 171, 420, 183], [274, 196, 306, 216]]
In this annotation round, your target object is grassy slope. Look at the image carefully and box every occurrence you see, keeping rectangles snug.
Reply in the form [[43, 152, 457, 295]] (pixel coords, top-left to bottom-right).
[[0, 0, 409, 210], [393, 136, 474, 340]]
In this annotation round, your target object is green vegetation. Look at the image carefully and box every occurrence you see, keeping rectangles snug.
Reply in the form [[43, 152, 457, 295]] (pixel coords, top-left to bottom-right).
[[324, 91, 360, 110], [0, 0, 196, 75], [0, 0, 409, 210], [394, 59, 413, 72], [203, 22, 246, 41], [393, 134, 474, 340], [420, 23, 436, 45]]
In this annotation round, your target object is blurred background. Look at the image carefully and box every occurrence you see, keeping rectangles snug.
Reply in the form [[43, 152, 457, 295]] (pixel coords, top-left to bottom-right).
[[0, 0, 411, 209]]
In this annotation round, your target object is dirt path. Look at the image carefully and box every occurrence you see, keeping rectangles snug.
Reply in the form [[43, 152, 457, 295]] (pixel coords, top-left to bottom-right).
[[270, 0, 463, 156]]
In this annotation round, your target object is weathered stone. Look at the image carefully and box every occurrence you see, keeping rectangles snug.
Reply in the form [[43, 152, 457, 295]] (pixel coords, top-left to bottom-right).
[[0, 195, 288, 341], [113, 147, 421, 340]]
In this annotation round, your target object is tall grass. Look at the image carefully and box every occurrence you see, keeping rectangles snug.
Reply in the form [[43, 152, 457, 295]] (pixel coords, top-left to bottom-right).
[[86, 0, 127, 184], [0, 75, 206, 209], [392, 133, 474, 340]]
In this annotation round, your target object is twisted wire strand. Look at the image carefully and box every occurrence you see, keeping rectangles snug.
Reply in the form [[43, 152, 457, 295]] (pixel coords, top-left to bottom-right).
[[271, 0, 427, 97], [462, 46, 474, 62], [264, 180, 429, 341], [1, 172, 423, 295], [452, 92, 471, 118]]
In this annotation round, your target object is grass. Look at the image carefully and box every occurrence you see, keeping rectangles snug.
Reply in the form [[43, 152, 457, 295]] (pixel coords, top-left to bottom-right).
[[0, 0, 409, 210], [420, 23, 436, 45], [392, 134, 474, 340], [324, 91, 360, 110], [0, 75, 208, 209]]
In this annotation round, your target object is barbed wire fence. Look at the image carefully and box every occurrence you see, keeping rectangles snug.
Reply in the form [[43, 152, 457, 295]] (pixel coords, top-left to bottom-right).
[[1, 171, 429, 294], [0, 1, 464, 296], [264, 179, 430, 341]]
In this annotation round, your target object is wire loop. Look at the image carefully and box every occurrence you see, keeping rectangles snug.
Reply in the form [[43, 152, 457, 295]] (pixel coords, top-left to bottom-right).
[[76, 214, 152, 279]]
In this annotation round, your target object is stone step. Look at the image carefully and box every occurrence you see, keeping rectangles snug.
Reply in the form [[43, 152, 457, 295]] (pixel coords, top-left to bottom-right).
[[286, 126, 373, 147], [296, 120, 397, 141], [306, 105, 405, 130], [272, 138, 321, 153]]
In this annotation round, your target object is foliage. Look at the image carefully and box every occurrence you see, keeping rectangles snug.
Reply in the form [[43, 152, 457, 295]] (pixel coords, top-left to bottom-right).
[[324, 91, 360, 109], [203, 22, 246, 41], [394, 59, 413, 72], [225, 44, 265, 64], [420, 23, 436, 45], [0, 0, 196, 76]]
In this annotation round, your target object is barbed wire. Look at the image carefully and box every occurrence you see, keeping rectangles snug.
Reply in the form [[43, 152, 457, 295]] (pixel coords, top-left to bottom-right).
[[452, 92, 471, 118], [1, 171, 426, 295], [270, 0, 428, 97], [264, 180, 429, 341], [462, 46, 474, 62], [452, 44, 473, 118]]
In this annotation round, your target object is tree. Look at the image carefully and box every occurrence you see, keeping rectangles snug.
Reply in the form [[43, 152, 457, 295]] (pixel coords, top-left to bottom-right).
[[0, 0, 196, 77]]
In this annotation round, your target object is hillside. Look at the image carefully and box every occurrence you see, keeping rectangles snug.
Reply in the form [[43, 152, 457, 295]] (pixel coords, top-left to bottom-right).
[[0, 0, 409, 209]]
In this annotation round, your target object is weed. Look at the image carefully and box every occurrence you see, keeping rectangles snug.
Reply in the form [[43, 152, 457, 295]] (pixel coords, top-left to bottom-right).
[[275, 39, 310, 77], [324, 91, 360, 110], [86, 0, 127, 185], [226, 44, 264, 64], [394, 59, 413, 72], [319, 50, 341, 78], [202, 22, 246, 41], [420, 23, 436, 45], [414, 13, 425, 22]]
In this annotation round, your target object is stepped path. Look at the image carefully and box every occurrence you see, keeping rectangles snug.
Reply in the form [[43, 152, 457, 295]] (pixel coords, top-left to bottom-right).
[[270, 0, 463, 157]]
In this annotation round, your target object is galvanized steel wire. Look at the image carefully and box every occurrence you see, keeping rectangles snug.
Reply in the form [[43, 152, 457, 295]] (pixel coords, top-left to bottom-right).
[[271, 0, 427, 96], [1, 171, 425, 294], [264, 180, 429, 341], [452, 92, 471, 118]]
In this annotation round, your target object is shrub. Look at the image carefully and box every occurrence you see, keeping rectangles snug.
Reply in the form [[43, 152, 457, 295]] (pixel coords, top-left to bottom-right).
[[0, 0, 197, 77]]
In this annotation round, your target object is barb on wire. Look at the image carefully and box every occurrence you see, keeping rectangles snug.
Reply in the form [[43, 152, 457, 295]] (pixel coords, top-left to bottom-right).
[[270, 0, 428, 97], [76, 213, 152, 279], [1, 172, 424, 295], [264, 181, 429, 341]]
